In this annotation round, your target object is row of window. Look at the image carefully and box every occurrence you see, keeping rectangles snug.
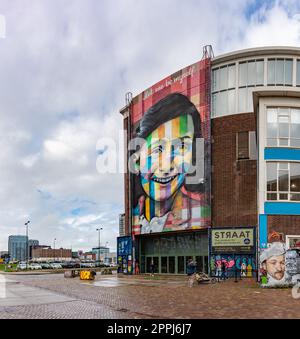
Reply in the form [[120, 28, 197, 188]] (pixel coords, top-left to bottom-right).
[[212, 57, 300, 117], [267, 162, 300, 202]]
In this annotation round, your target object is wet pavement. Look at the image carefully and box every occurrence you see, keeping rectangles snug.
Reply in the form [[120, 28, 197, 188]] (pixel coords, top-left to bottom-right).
[[0, 273, 299, 319]]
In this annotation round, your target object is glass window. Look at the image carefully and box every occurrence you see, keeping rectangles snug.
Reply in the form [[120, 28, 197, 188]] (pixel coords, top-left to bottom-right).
[[266, 162, 300, 201], [248, 61, 256, 86], [256, 60, 264, 85], [219, 67, 228, 91], [267, 163, 277, 192], [290, 163, 300, 192], [297, 60, 300, 86], [285, 59, 293, 85], [247, 87, 254, 112], [239, 62, 247, 87], [266, 107, 300, 148], [268, 59, 275, 84], [291, 109, 300, 147], [228, 89, 235, 114], [228, 64, 236, 88], [278, 169, 289, 191], [212, 69, 218, 92], [219, 91, 227, 116], [276, 59, 284, 85], [178, 256, 185, 274]]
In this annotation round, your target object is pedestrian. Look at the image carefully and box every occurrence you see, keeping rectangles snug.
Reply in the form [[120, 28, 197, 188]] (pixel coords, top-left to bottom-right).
[[221, 261, 227, 280], [135, 260, 140, 275], [150, 260, 155, 277], [186, 258, 197, 287]]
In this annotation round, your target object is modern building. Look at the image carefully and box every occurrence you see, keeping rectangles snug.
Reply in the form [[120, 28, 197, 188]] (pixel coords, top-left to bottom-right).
[[119, 213, 126, 237], [8, 235, 28, 261], [31, 246, 72, 261], [92, 246, 110, 262], [119, 46, 300, 285]]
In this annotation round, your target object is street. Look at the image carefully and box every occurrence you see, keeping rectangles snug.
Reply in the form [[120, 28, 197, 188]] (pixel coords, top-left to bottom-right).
[[0, 273, 299, 319]]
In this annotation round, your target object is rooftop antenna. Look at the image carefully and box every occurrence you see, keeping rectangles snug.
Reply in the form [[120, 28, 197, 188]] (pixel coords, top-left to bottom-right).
[[202, 45, 214, 59]]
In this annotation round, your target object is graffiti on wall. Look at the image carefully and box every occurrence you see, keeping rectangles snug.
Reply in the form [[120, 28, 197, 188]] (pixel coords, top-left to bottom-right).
[[260, 231, 300, 287], [130, 59, 211, 235], [210, 255, 256, 277]]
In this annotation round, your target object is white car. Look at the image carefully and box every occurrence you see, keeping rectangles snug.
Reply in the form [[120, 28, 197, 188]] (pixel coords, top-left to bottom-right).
[[50, 263, 62, 269], [80, 262, 95, 268], [17, 263, 27, 270], [29, 263, 42, 270]]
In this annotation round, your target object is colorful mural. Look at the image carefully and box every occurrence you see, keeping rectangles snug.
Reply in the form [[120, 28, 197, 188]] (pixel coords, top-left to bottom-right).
[[117, 236, 132, 274], [210, 254, 256, 278], [130, 59, 211, 235], [260, 231, 300, 287]]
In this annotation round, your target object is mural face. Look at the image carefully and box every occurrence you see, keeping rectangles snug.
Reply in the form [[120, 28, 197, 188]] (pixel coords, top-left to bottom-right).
[[130, 60, 211, 235], [260, 232, 300, 287], [139, 115, 194, 202]]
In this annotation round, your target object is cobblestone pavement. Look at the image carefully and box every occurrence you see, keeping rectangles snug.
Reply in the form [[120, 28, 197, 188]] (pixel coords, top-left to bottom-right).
[[0, 273, 299, 319]]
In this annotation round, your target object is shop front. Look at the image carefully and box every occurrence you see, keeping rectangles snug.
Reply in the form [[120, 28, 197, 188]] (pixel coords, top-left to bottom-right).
[[210, 227, 257, 278], [137, 230, 209, 275]]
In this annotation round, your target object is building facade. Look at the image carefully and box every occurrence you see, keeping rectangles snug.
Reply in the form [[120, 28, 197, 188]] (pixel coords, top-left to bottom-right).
[[119, 213, 126, 237], [8, 235, 28, 261], [92, 246, 110, 262], [120, 47, 300, 285], [31, 246, 72, 261]]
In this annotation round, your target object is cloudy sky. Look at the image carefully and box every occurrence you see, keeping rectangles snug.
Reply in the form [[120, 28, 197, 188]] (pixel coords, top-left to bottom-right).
[[0, 0, 300, 252]]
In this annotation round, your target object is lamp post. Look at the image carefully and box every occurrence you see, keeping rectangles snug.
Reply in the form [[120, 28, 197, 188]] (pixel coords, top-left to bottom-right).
[[53, 238, 56, 261], [25, 221, 30, 270], [105, 241, 109, 265], [96, 227, 103, 266]]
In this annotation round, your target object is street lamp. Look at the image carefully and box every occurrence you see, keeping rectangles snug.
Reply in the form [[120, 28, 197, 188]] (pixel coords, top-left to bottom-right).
[[96, 227, 103, 266], [105, 241, 109, 265], [25, 221, 30, 270], [53, 238, 56, 261]]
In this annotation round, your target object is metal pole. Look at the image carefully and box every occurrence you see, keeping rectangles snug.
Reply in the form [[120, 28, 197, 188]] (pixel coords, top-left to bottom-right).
[[96, 228, 102, 266], [25, 221, 30, 270], [53, 238, 56, 261]]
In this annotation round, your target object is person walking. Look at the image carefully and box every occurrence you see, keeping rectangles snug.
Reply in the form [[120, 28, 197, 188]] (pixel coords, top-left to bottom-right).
[[221, 261, 227, 280], [187, 258, 197, 287], [150, 260, 155, 277]]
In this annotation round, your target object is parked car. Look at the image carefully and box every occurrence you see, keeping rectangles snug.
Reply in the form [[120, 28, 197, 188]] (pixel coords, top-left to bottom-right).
[[80, 262, 95, 268], [61, 261, 78, 269], [50, 263, 62, 269], [17, 263, 27, 270], [29, 263, 42, 270], [40, 262, 51, 269]]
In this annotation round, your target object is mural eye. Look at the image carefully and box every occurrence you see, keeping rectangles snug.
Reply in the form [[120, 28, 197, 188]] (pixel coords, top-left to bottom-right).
[[152, 145, 163, 154]]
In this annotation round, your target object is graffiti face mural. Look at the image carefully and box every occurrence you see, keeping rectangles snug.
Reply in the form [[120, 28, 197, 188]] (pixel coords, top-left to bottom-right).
[[260, 232, 300, 287], [260, 242, 286, 284], [133, 93, 210, 234], [139, 115, 194, 203]]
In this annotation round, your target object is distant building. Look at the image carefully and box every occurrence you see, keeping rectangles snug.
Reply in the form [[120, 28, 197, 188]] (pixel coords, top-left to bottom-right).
[[28, 240, 39, 259], [119, 213, 125, 237], [79, 252, 96, 261], [8, 235, 28, 261], [105, 252, 117, 265], [92, 246, 109, 262], [32, 246, 72, 261]]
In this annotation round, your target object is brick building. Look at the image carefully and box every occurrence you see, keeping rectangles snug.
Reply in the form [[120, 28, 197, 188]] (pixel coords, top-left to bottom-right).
[[119, 47, 300, 285], [32, 246, 72, 261]]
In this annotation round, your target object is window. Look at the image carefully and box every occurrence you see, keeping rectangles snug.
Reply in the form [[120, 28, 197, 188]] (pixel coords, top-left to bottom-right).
[[266, 107, 300, 148], [297, 60, 300, 86], [236, 131, 257, 160], [212, 64, 236, 117], [266, 162, 300, 201], [267, 58, 293, 86], [238, 60, 264, 113]]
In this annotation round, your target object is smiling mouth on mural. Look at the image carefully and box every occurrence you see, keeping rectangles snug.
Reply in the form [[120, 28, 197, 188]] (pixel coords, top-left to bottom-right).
[[151, 174, 178, 185]]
